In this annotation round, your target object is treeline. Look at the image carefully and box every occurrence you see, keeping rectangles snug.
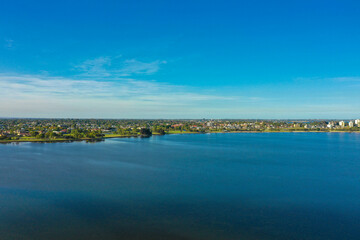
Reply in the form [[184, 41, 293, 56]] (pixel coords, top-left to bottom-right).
[[0, 135, 11, 140], [28, 129, 104, 139], [115, 128, 153, 136]]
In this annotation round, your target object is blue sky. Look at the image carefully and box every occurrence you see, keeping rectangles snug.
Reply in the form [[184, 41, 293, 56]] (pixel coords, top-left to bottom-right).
[[1, 0, 360, 118]]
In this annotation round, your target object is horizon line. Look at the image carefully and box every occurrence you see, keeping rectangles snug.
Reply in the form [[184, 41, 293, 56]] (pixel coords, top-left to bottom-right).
[[1, 117, 359, 121]]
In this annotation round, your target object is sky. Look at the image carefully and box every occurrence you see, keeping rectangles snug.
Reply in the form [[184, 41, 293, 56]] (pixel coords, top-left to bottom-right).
[[1, 0, 360, 119]]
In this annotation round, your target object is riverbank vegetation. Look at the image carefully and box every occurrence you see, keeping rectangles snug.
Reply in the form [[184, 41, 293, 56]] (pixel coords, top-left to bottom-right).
[[1, 118, 359, 143]]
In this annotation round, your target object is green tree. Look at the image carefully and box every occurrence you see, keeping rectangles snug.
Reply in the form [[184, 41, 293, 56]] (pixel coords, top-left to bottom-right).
[[140, 128, 152, 136]]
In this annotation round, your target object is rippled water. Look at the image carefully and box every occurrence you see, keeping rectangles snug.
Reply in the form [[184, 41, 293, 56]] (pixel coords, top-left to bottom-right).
[[1, 133, 360, 239]]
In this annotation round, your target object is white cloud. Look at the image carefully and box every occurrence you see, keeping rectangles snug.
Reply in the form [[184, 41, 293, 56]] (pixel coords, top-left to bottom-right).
[[0, 73, 258, 118], [0, 73, 245, 101], [117, 59, 166, 76], [2, 72, 359, 118], [74, 56, 112, 77], [0, 74, 111, 98], [74, 56, 166, 77], [0, 55, 265, 118]]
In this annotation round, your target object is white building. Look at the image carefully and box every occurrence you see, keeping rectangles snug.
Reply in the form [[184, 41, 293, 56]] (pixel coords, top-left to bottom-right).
[[339, 121, 345, 128], [349, 121, 354, 128], [355, 119, 360, 125], [206, 121, 214, 127]]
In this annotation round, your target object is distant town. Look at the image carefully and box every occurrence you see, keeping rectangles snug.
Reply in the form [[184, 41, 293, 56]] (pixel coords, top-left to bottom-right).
[[0, 118, 360, 143]]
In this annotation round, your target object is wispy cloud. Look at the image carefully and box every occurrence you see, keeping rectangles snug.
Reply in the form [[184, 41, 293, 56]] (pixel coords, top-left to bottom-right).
[[0, 74, 111, 98], [0, 73, 252, 102], [74, 56, 166, 77], [118, 59, 166, 76], [2, 71, 360, 118], [295, 76, 360, 82], [74, 56, 112, 77], [0, 54, 268, 118], [329, 77, 360, 82], [4, 39, 14, 49]]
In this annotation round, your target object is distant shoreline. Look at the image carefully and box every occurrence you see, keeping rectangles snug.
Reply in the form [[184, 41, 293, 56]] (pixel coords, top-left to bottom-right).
[[1, 130, 359, 144]]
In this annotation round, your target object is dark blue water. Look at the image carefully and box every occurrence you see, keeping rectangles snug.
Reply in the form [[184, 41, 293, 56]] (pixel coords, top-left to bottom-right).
[[1, 133, 360, 240]]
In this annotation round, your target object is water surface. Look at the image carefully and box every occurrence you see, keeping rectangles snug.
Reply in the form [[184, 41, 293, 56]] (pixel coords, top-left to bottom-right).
[[1, 133, 360, 239]]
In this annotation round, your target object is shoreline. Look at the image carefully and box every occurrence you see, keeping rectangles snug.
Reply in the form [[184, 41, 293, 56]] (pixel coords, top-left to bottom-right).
[[1, 130, 359, 144]]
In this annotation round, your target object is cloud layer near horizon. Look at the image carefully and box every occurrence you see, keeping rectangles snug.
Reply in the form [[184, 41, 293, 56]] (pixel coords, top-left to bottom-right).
[[1, 56, 360, 119], [0, 70, 258, 118]]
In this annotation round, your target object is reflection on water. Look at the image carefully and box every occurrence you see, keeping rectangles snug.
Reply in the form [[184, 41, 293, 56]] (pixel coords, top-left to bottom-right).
[[1, 133, 360, 240]]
